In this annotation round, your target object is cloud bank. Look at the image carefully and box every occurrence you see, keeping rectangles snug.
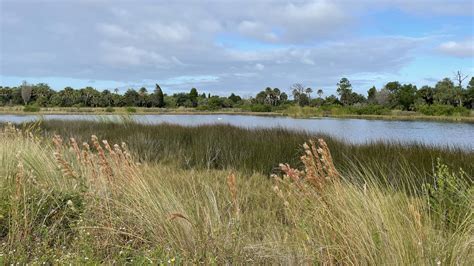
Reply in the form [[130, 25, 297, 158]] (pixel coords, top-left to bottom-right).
[[1, 0, 473, 94]]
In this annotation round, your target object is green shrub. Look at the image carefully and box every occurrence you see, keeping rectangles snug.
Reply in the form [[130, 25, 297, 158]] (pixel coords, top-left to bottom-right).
[[250, 104, 272, 112], [23, 105, 40, 112], [105, 107, 115, 112], [346, 105, 391, 115], [423, 159, 472, 230], [283, 106, 324, 117], [416, 104, 470, 116], [195, 105, 209, 111], [126, 107, 137, 113]]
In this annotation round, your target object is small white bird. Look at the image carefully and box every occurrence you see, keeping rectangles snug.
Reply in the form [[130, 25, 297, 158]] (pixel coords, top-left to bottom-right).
[[217, 117, 223, 120]]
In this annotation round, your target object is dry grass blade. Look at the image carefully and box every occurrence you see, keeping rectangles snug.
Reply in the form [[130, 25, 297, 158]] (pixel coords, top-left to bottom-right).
[[168, 213, 192, 224], [227, 172, 240, 218], [51, 135, 77, 178]]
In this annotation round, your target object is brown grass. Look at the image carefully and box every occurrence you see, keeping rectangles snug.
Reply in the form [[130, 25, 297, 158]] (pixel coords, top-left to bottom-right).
[[279, 138, 340, 192]]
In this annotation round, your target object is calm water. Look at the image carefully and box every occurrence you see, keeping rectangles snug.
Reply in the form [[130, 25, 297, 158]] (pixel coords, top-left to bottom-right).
[[1, 114, 473, 150]]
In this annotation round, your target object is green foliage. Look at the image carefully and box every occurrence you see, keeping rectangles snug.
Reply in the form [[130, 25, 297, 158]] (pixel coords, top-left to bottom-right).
[[464, 77, 474, 109], [423, 159, 472, 230], [206, 96, 223, 110], [254, 87, 286, 106], [297, 93, 309, 106], [284, 105, 391, 116], [123, 89, 140, 106], [397, 84, 417, 110], [126, 107, 137, 113], [337, 77, 353, 105], [189, 88, 198, 107], [367, 86, 377, 103], [417, 86, 435, 105], [1, 75, 472, 115], [346, 105, 391, 115], [195, 105, 209, 111], [228, 93, 242, 104], [250, 104, 272, 112], [335, 78, 366, 106], [416, 104, 469, 116], [23, 105, 40, 112]]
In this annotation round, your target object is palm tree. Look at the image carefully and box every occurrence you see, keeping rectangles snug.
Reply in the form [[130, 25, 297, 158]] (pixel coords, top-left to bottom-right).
[[317, 89, 323, 98]]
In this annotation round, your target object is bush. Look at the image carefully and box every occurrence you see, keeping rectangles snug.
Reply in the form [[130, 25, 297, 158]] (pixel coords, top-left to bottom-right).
[[282, 106, 323, 117], [195, 105, 209, 111], [423, 159, 472, 230], [416, 104, 470, 116], [126, 107, 137, 113], [23, 105, 40, 112], [105, 107, 115, 113], [250, 104, 272, 112], [346, 105, 391, 115]]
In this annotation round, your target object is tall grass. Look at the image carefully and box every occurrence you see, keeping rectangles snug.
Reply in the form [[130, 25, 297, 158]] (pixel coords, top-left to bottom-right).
[[0, 124, 472, 264], [25, 120, 474, 189]]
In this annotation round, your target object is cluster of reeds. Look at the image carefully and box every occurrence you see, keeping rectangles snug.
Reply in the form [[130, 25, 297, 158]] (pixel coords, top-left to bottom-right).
[[52, 134, 137, 187], [48, 132, 216, 260], [277, 138, 339, 192]]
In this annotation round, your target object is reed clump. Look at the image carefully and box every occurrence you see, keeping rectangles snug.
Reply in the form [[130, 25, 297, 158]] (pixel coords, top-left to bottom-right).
[[279, 138, 340, 192]]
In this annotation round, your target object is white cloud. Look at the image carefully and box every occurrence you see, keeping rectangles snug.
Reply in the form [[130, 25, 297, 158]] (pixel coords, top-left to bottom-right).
[[100, 43, 168, 66], [237, 21, 278, 42], [0, 0, 469, 93], [144, 22, 191, 43], [438, 39, 474, 58], [255, 63, 265, 71], [280, 1, 348, 39], [97, 23, 133, 39]]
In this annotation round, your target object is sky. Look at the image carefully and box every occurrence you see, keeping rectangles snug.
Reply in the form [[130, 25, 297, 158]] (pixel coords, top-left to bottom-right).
[[0, 0, 473, 97]]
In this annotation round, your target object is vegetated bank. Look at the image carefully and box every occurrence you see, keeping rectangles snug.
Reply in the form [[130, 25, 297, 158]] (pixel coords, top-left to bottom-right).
[[0, 123, 472, 264], [2, 75, 474, 122], [1, 105, 473, 123]]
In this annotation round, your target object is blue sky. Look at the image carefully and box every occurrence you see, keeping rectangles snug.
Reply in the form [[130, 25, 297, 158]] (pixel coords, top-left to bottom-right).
[[0, 0, 473, 97]]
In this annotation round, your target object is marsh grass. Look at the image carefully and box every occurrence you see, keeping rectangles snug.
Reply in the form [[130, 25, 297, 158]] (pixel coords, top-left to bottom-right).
[[0, 124, 472, 264], [25, 119, 473, 190]]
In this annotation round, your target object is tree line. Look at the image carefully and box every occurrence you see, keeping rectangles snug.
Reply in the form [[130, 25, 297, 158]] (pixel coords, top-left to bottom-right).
[[1, 73, 473, 111]]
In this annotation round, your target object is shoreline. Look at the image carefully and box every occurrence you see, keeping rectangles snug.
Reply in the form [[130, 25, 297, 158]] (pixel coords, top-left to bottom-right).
[[0, 107, 473, 123]]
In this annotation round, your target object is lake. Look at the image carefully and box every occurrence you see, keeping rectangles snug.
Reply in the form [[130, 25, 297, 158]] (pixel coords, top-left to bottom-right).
[[1, 114, 473, 150]]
